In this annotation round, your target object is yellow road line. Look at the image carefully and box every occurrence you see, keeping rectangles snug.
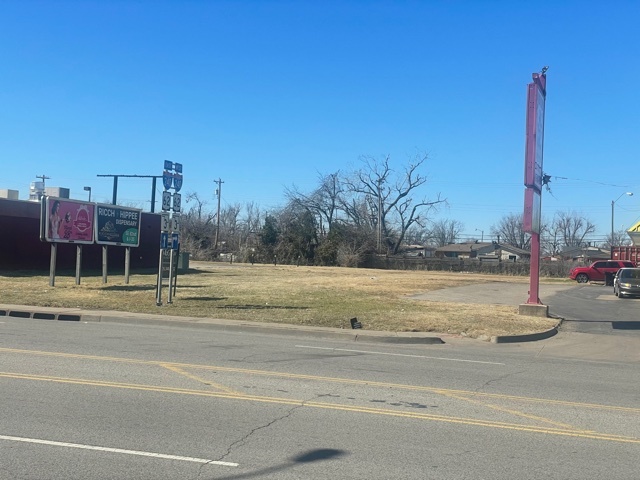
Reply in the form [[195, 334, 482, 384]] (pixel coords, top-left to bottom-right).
[[1, 371, 638, 444], [159, 363, 240, 394], [1, 347, 639, 414], [439, 391, 589, 432]]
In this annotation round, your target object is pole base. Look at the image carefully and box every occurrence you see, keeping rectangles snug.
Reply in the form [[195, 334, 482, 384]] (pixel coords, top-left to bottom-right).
[[518, 303, 549, 318]]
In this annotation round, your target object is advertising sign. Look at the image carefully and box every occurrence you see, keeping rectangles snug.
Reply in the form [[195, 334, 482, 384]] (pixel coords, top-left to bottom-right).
[[42, 197, 95, 244], [95, 204, 142, 246], [523, 188, 541, 234], [524, 73, 546, 191]]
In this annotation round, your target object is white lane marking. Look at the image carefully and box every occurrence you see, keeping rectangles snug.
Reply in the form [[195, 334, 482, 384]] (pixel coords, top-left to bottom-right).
[[295, 345, 505, 365], [0, 435, 238, 467]]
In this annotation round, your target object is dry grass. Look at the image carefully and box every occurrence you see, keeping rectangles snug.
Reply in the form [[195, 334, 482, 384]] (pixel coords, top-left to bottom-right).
[[0, 261, 559, 339]]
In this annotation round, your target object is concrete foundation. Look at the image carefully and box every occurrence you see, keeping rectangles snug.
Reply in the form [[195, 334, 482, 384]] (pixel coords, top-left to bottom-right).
[[518, 303, 549, 318]]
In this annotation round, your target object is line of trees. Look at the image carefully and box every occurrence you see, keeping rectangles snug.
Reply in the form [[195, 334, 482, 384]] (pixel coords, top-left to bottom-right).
[[490, 211, 632, 253], [179, 154, 631, 266], [181, 154, 446, 265]]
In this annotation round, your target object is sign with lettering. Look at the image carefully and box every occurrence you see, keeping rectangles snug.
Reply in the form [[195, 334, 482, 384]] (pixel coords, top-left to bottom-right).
[[42, 197, 95, 244], [95, 205, 142, 246]]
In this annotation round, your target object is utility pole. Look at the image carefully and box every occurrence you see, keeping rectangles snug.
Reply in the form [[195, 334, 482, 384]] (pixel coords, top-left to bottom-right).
[[214, 178, 224, 249], [36, 175, 50, 199]]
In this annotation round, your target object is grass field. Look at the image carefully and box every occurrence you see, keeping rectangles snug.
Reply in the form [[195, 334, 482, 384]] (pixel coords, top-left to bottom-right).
[[0, 261, 561, 339]]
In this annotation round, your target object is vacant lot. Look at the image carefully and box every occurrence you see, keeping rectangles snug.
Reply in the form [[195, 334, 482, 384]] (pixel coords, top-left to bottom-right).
[[0, 261, 561, 338]]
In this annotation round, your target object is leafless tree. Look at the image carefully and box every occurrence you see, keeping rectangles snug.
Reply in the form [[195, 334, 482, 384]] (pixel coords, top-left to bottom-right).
[[491, 213, 530, 249], [343, 154, 444, 255], [553, 211, 596, 248], [285, 171, 342, 236], [428, 219, 464, 247], [603, 229, 633, 249], [185, 192, 211, 221]]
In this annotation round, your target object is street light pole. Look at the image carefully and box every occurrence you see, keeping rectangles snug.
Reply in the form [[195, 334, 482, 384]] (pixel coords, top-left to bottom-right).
[[475, 228, 484, 242], [84, 186, 92, 202], [611, 192, 633, 246]]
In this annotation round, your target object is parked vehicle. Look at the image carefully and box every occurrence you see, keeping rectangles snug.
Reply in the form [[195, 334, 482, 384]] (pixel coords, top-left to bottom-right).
[[569, 260, 635, 284], [613, 268, 640, 298], [610, 246, 640, 265]]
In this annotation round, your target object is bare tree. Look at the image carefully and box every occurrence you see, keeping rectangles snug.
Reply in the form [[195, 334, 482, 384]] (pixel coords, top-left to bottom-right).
[[491, 213, 530, 249], [185, 192, 211, 221], [553, 211, 596, 248], [344, 154, 444, 255], [603, 229, 633, 249], [428, 219, 464, 247], [285, 171, 342, 236], [181, 192, 216, 259], [218, 203, 242, 250]]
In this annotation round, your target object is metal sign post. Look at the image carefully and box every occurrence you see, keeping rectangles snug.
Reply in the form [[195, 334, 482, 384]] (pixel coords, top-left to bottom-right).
[[157, 160, 183, 305], [156, 247, 164, 306], [75, 245, 82, 285], [522, 69, 547, 310]]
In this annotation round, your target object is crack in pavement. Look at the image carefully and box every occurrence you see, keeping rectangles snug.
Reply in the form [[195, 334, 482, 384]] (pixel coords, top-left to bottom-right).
[[476, 370, 526, 393], [196, 397, 310, 478]]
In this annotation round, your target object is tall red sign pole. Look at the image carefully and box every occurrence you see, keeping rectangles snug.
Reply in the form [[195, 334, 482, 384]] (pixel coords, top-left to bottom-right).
[[523, 70, 547, 306]]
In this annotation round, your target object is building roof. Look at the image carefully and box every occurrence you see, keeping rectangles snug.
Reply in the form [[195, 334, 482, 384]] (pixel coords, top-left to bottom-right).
[[436, 242, 494, 253], [495, 244, 531, 257]]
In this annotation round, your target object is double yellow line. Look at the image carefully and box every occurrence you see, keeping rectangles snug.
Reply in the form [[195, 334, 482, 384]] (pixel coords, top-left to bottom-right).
[[1, 347, 639, 444]]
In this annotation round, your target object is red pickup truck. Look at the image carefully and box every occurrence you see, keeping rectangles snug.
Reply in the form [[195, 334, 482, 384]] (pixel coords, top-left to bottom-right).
[[569, 260, 635, 283]]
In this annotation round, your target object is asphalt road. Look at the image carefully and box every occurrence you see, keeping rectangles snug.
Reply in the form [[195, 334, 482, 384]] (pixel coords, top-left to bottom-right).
[[1, 316, 639, 479]]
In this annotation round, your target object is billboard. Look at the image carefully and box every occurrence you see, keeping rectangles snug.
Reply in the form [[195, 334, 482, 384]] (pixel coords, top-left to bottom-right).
[[524, 73, 546, 191], [523, 188, 541, 234], [41, 197, 95, 244], [95, 205, 142, 246]]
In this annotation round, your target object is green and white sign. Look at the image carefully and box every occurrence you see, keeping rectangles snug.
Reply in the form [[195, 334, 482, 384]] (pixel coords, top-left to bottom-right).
[[95, 205, 142, 246]]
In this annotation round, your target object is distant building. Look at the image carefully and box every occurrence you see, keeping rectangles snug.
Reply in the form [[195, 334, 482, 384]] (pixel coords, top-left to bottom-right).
[[44, 187, 70, 199], [436, 241, 531, 261], [0, 189, 19, 200], [435, 241, 495, 259]]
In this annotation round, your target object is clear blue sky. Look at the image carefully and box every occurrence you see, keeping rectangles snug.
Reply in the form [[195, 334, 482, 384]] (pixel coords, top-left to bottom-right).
[[1, 1, 639, 244]]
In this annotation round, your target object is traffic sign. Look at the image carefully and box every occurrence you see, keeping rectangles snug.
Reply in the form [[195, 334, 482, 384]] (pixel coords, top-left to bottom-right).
[[171, 233, 179, 250], [160, 232, 169, 249], [162, 171, 173, 190], [161, 213, 170, 232], [164, 160, 173, 171], [173, 173, 183, 192], [174, 163, 183, 174], [171, 216, 180, 233], [161, 191, 172, 211], [172, 193, 182, 213]]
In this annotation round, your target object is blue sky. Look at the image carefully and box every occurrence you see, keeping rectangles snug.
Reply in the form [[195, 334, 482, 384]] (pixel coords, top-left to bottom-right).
[[1, 1, 639, 244]]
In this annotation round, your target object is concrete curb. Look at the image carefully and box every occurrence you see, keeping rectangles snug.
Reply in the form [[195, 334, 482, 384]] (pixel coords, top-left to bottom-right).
[[1, 304, 562, 345], [490, 326, 558, 344], [0, 305, 445, 345], [490, 316, 564, 344]]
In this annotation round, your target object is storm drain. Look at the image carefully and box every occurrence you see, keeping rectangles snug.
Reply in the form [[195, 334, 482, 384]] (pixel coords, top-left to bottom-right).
[[6, 310, 81, 322]]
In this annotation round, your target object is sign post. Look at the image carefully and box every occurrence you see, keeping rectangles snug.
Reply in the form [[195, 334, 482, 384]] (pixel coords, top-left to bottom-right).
[[156, 160, 183, 305], [522, 69, 548, 314], [94, 205, 143, 284]]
